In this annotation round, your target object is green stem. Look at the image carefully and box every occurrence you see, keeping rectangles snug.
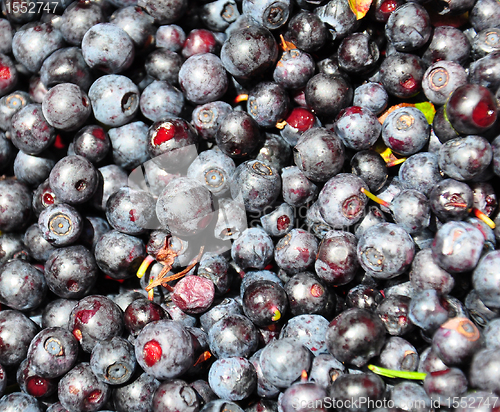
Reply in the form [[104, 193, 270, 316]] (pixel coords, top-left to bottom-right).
[[368, 364, 427, 380]]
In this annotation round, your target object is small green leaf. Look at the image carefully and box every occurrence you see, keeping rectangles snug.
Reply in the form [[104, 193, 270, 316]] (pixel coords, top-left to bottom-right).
[[414, 101, 436, 124]]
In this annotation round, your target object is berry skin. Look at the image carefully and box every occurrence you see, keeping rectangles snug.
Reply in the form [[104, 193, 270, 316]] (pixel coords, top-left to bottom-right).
[[325, 308, 387, 367], [305, 74, 353, 119], [49, 155, 99, 205], [90, 337, 137, 385], [109, 6, 156, 49], [391, 381, 432, 412], [172, 275, 215, 315], [187, 148, 236, 196], [398, 152, 444, 197], [432, 221, 485, 274], [315, 0, 359, 40], [230, 160, 281, 213], [315, 230, 359, 286], [81, 23, 134, 74], [60, 1, 104, 46], [422, 60, 468, 105], [138, 0, 188, 24], [348, 286, 383, 312], [39, 82, 90, 131], [0, 393, 43, 412], [145, 48, 183, 84], [17, 358, 58, 399], [42, 299, 77, 330], [208, 314, 259, 358], [275, 229, 318, 274], [91, 165, 128, 211], [0, 178, 32, 232], [9, 103, 55, 155], [0, 260, 47, 311], [113, 373, 160, 412], [231, 227, 274, 270], [334, 106, 381, 150], [260, 338, 313, 388], [338, 32, 380, 74], [281, 107, 319, 147], [386, 3, 431, 52], [432, 317, 483, 366], [201, 0, 240, 31], [44, 245, 98, 299], [108, 121, 150, 170], [409, 289, 451, 335], [273, 49, 315, 90], [240, 270, 282, 298], [429, 178, 473, 222], [357, 222, 415, 279], [390, 189, 431, 234], [156, 177, 214, 237], [280, 314, 330, 355], [179, 53, 228, 105], [12, 23, 64, 73], [445, 84, 498, 135], [353, 82, 388, 115], [124, 299, 169, 337], [88, 75, 140, 127], [58, 363, 110, 412], [139, 80, 184, 122], [380, 52, 425, 99], [328, 373, 385, 412], [191, 101, 233, 141], [281, 166, 319, 207], [469, 348, 500, 394], [294, 127, 345, 183], [424, 368, 468, 407], [182, 29, 219, 58], [38, 203, 83, 247], [221, 25, 278, 81], [422, 26, 471, 66], [438, 135, 492, 181], [0, 91, 31, 132], [13, 150, 52, 187], [134, 319, 195, 380], [106, 187, 156, 236], [27, 327, 79, 379], [243, 280, 288, 327], [147, 117, 198, 160], [0, 310, 39, 367], [285, 272, 334, 318], [156, 24, 186, 51], [71, 125, 110, 164], [284, 12, 327, 52], [473, 250, 500, 309], [350, 150, 388, 192], [57, 86, 101, 136], [376, 295, 414, 336], [152, 379, 200, 412], [216, 111, 263, 159], [68, 295, 124, 353], [410, 248, 455, 295], [381, 107, 430, 156], [208, 357, 257, 401], [260, 203, 295, 237], [317, 173, 368, 229], [94, 230, 146, 280]]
